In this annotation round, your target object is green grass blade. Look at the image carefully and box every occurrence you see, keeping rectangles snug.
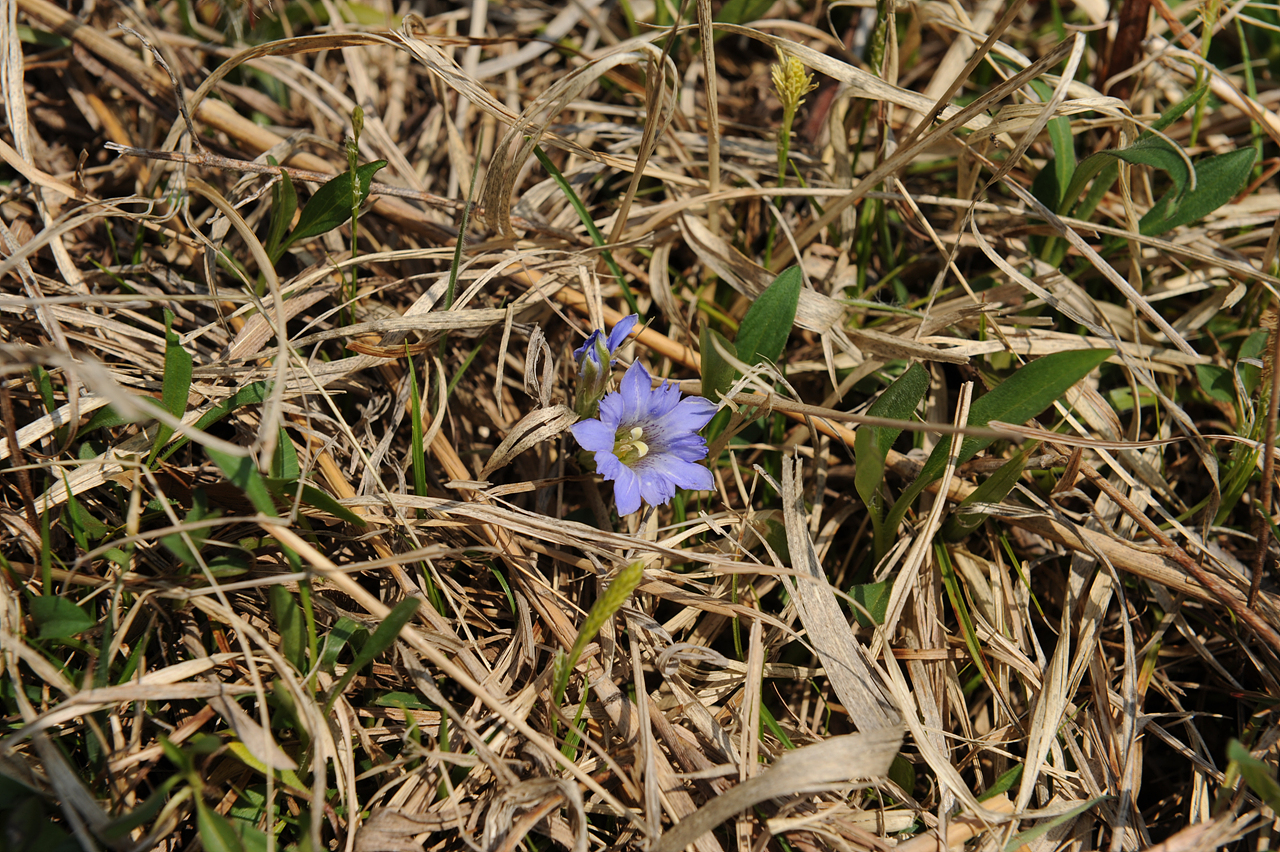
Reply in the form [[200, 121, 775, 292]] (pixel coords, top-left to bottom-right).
[[324, 597, 420, 715], [532, 144, 639, 315]]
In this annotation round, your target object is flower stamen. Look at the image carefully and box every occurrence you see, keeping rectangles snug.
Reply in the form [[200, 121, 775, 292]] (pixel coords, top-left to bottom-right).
[[615, 426, 650, 466]]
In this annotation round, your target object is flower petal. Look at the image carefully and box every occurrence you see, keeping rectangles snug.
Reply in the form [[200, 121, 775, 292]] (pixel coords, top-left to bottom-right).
[[574, 329, 604, 363], [606, 314, 639, 353], [571, 419, 616, 453], [612, 466, 642, 515], [670, 396, 717, 430], [617, 360, 653, 421], [659, 457, 715, 491], [636, 466, 677, 508]]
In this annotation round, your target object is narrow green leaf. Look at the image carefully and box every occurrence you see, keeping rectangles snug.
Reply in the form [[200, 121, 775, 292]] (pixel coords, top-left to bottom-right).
[[942, 450, 1030, 541], [263, 480, 365, 527], [265, 166, 298, 264], [270, 428, 299, 481], [159, 381, 272, 463], [856, 364, 929, 555], [324, 597, 419, 715], [700, 326, 737, 404], [1139, 147, 1256, 235], [978, 763, 1023, 802], [882, 349, 1111, 547], [148, 312, 193, 465], [270, 584, 306, 674], [65, 487, 110, 549], [205, 446, 277, 517], [917, 349, 1111, 490], [196, 798, 246, 852], [102, 777, 184, 840], [319, 617, 363, 673], [1004, 797, 1108, 852], [1059, 84, 1207, 218], [938, 543, 997, 691], [532, 144, 638, 315], [282, 160, 387, 251], [736, 265, 801, 367], [855, 363, 929, 511], [28, 595, 95, 640], [1228, 739, 1280, 812]]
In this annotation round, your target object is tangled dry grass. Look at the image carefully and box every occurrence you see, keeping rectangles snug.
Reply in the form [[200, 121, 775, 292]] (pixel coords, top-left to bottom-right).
[[4, 0, 1280, 850]]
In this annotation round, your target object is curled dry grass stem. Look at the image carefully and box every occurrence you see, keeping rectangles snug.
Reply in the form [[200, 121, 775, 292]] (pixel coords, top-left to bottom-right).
[[5, 0, 1280, 850]]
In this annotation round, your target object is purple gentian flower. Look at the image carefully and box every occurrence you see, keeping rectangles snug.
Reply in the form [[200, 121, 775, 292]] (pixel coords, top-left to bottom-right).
[[574, 313, 638, 369], [573, 314, 639, 419], [571, 360, 717, 515]]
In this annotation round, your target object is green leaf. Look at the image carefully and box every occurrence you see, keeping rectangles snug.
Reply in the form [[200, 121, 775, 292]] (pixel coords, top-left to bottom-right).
[[938, 543, 998, 692], [1139, 147, 1256, 235], [888, 754, 916, 795], [735, 265, 801, 367], [978, 763, 1023, 802], [64, 488, 110, 549], [883, 349, 1111, 546], [1004, 797, 1107, 852], [1064, 84, 1203, 218], [532, 145, 638, 315], [855, 364, 929, 542], [149, 312, 193, 466], [1061, 136, 1192, 220], [159, 381, 272, 463], [920, 349, 1111, 490], [270, 585, 306, 674], [942, 450, 1030, 541], [700, 326, 737, 405], [102, 777, 184, 841], [407, 350, 429, 507], [1228, 739, 1280, 812], [205, 447, 277, 517], [848, 580, 890, 628], [1196, 364, 1236, 404], [265, 166, 298, 265], [282, 160, 387, 252], [160, 489, 218, 570], [715, 0, 774, 24], [270, 428, 299, 481], [197, 798, 246, 852], [296, 483, 365, 527], [28, 595, 95, 640], [324, 598, 419, 715], [319, 617, 364, 673]]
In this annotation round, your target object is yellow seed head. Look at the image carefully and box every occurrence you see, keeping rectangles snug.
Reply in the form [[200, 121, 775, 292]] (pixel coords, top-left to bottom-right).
[[771, 55, 818, 116]]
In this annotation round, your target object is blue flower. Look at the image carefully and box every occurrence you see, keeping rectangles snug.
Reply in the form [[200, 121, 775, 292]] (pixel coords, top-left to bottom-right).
[[571, 360, 717, 515], [574, 314, 638, 419]]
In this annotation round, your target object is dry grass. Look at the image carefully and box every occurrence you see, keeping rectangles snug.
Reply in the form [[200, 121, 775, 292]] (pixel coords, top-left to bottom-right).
[[3, 0, 1280, 850]]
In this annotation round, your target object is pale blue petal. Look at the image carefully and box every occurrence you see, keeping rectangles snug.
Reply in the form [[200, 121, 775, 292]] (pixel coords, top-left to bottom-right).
[[658, 457, 715, 491], [571, 419, 615, 453], [666, 397, 716, 432], [617, 361, 652, 421], [596, 392, 625, 431], [613, 466, 642, 515], [574, 329, 604, 363], [637, 467, 677, 508], [595, 450, 624, 481], [606, 314, 639, 352]]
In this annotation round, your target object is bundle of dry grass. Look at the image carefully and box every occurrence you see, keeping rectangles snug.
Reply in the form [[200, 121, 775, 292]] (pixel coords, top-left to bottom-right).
[[3, 0, 1280, 850]]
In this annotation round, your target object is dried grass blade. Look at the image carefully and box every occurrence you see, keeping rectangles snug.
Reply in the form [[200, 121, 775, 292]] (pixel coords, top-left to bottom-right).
[[652, 726, 904, 852], [780, 454, 900, 731]]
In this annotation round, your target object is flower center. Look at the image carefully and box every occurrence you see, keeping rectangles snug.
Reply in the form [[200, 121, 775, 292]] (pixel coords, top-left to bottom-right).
[[613, 426, 650, 466]]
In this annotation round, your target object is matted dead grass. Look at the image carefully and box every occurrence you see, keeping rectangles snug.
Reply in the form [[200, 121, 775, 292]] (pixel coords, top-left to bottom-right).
[[3, 0, 1280, 850]]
